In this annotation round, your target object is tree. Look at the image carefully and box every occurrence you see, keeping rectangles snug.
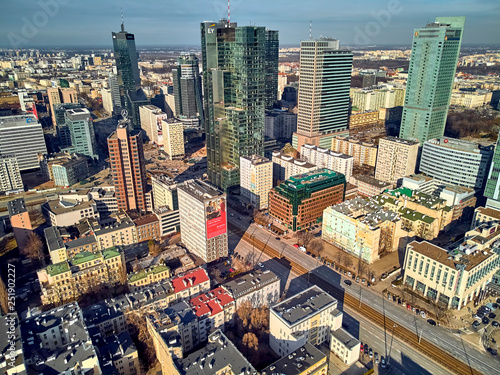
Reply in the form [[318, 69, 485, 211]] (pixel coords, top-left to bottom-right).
[[148, 239, 161, 256], [294, 231, 314, 248], [308, 239, 324, 256], [251, 306, 269, 334], [237, 300, 253, 329], [127, 313, 157, 371], [242, 332, 259, 357], [23, 233, 45, 266], [254, 210, 269, 226]]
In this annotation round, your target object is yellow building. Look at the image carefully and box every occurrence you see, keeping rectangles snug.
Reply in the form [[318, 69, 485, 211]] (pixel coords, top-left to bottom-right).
[[151, 173, 179, 210], [163, 118, 185, 159], [349, 110, 379, 130], [375, 137, 419, 185], [331, 136, 378, 167], [128, 264, 171, 291], [240, 155, 273, 209], [471, 206, 500, 229]]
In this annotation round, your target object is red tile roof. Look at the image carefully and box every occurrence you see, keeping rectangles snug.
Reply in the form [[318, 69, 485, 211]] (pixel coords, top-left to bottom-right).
[[190, 287, 234, 317], [171, 268, 209, 294]]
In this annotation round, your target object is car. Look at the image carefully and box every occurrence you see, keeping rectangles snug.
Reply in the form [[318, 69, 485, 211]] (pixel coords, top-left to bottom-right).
[[483, 306, 492, 313], [362, 278, 366, 284], [407, 304, 412, 311], [360, 343, 364, 352], [356, 276, 360, 283], [230, 213, 234, 217], [258, 263, 264, 268], [367, 282, 371, 288], [275, 237, 281, 240], [489, 312, 496, 319], [364, 344, 368, 353], [472, 320, 481, 328], [369, 348, 373, 358], [488, 348, 498, 356], [375, 353, 379, 364], [347, 272, 352, 277], [420, 310, 426, 318], [492, 303, 499, 309], [381, 356, 387, 368], [427, 319, 437, 326], [492, 321, 499, 327], [381, 273, 388, 280], [293, 244, 300, 248], [497, 298, 500, 304], [482, 317, 490, 325], [344, 280, 352, 286], [239, 217, 243, 220], [299, 246, 307, 252]]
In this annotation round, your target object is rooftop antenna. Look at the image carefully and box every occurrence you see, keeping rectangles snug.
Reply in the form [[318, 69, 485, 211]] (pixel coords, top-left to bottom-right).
[[309, 20, 312, 40], [228, 0, 230, 25], [120, 8, 124, 32]]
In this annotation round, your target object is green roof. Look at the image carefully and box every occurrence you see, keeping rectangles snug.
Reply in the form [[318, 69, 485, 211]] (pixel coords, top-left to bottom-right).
[[46, 261, 70, 277], [71, 251, 102, 266], [385, 187, 413, 198], [398, 207, 435, 224], [102, 246, 121, 260], [128, 264, 170, 283]]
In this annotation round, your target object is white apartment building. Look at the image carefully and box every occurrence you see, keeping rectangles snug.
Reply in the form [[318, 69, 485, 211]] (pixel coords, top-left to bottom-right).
[[139, 104, 166, 147], [331, 136, 378, 167], [163, 118, 185, 159], [301, 144, 354, 182], [240, 155, 273, 210], [0, 155, 23, 193], [375, 137, 419, 185], [101, 88, 113, 115], [272, 151, 318, 185]]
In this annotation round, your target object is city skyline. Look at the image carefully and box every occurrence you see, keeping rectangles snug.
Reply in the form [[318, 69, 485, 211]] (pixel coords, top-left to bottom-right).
[[1, 0, 499, 48]]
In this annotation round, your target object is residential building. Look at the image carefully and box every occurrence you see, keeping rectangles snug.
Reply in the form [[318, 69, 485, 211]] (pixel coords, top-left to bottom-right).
[[471, 207, 500, 229], [42, 198, 98, 227], [126, 280, 175, 313], [39, 152, 88, 183], [261, 342, 328, 375], [88, 187, 118, 217], [151, 174, 179, 210], [47, 87, 78, 125], [37, 247, 126, 305], [87, 211, 137, 250], [301, 144, 354, 182], [52, 158, 89, 187], [265, 109, 297, 140], [21, 302, 100, 374], [82, 297, 131, 337], [189, 287, 235, 334], [272, 151, 318, 185], [222, 268, 280, 309], [269, 169, 346, 232], [240, 155, 273, 210], [62, 108, 99, 159], [0, 155, 23, 193], [351, 88, 405, 112], [331, 136, 378, 167], [201, 21, 277, 191], [90, 330, 140, 375], [351, 175, 392, 197], [0, 314, 26, 375], [330, 326, 361, 366], [269, 285, 341, 356], [375, 137, 419, 185], [349, 110, 379, 130], [139, 104, 167, 147], [419, 138, 493, 190], [403, 223, 500, 309], [177, 179, 228, 263], [171, 268, 211, 302], [399, 17, 466, 142], [293, 39, 352, 150], [133, 213, 161, 242], [0, 114, 47, 171], [450, 89, 492, 108], [163, 118, 185, 159], [101, 88, 113, 115], [155, 205, 180, 236], [172, 54, 204, 124], [108, 121, 148, 212], [128, 264, 171, 291], [322, 197, 403, 263]]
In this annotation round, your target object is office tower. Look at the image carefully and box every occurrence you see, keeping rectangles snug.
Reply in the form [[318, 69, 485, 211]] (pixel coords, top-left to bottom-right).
[[0, 155, 23, 192], [292, 39, 352, 151], [63, 108, 98, 159], [112, 22, 141, 95], [485, 135, 500, 210], [240, 155, 273, 210], [0, 114, 47, 171], [163, 118, 185, 159], [375, 137, 419, 185], [107, 120, 147, 212], [126, 89, 149, 129], [177, 179, 228, 263], [7, 198, 32, 251], [399, 17, 466, 142], [151, 174, 179, 210], [47, 88, 78, 126], [201, 20, 278, 191], [362, 73, 376, 88], [172, 54, 204, 125], [109, 73, 122, 114], [139, 105, 166, 146], [265, 109, 297, 140], [265, 30, 279, 109], [54, 103, 84, 148]]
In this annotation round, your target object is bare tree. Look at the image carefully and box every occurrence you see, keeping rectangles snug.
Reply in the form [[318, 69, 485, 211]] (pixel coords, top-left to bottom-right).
[[308, 239, 324, 256], [23, 233, 45, 266], [242, 332, 259, 358], [294, 231, 314, 248], [148, 239, 161, 256], [237, 300, 253, 329], [251, 306, 269, 334], [127, 313, 157, 371]]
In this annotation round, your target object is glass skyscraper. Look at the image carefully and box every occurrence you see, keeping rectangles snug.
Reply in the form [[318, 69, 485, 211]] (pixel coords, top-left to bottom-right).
[[265, 30, 279, 109], [172, 54, 204, 125], [399, 17, 465, 142], [485, 134, 500, 210], [201, 20, 278, 191], [112, 23, 141, 94], [293, 39, 352, 151]]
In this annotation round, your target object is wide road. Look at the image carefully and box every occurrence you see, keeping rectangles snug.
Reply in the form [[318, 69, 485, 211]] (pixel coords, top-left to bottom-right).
[[230, 230, 454, 375], [228, 207, 500, 375]]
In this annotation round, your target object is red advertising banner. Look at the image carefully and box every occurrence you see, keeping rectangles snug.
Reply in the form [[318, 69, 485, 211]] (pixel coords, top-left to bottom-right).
[[206, 198, 227, 239]]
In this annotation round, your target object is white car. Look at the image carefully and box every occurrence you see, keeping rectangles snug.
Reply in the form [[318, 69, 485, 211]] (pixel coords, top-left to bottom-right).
[[299, 246, 306, 252], [258, 263, 264, 268]]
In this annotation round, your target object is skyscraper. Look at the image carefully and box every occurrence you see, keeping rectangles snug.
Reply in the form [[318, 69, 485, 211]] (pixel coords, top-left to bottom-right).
[[107, 119, 147, 212], [172, 54, 204, 125], [201, 20, 277, 191], [63, 108, 98, 159], [485, 134, 500, 210], [112, 23, 141, 95], [47, 88, 78, 126], [265, 30, 279, 109], [108, 73, 122, 115], [399, 17, 465, 142], [293, 39, 352, 151]]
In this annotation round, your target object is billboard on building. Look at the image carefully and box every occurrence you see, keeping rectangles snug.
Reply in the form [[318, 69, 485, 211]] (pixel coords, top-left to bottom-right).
[[205, 197, 227, 239]]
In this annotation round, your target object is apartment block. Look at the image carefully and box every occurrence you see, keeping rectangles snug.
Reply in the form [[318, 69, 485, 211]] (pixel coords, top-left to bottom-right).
[[190, 287, 235, 334], [351, 175, 392, 197], [272, 151, 318, 185], [52, 158, 90, 187], [88, 187, 118, 217], [301, 144, 354, 182], [132, 213, 161, 242], [269, 169, 346, 232], [126, 280, 175, 313], [171, 268, 211, 302], [42, 198, 98, 227], [0, 155, 23, 193], [265, 109, 297, 140], [331, 136, 378, 167], [128, 264, 171, 292], [240, 155, 273, 210], [349, 110, 379, 130], [262, 342, 328, 375], [90, 329, 140, 375], [151, 174, 179, 210], [139, 104, 166, 147], [471, 207, 500, 229], [163, 118, 185, 159], [154, 205, 180, 236], [82, 297, 130, 337], [375, 137, 419, 185], [7, 198, 32, 251]]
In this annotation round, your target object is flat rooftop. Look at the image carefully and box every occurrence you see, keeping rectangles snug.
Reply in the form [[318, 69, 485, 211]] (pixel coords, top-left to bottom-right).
[[382, 136, 419, 146], [355, 175, 392, 188], [43, 198, 95, 215], [331, 327, 360, 350], [261, 342, 326, 375], [271, 285, 337, 326], [425, 137, 494, 154], [7, 197, 27, 216], [222, 269, 279, 299], [476, 207, 500, 221], [240, 154, 271, 165], [178, 179, 224, 202]]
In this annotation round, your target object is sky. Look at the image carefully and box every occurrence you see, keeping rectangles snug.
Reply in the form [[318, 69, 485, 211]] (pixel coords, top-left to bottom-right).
[[1, 0, 499, 49]]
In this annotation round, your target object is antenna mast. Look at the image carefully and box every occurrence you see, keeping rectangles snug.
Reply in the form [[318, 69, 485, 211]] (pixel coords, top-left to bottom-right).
[[228, 0, 230, 24], [120, 8, 124, 31], [309, 20, 312, 40]]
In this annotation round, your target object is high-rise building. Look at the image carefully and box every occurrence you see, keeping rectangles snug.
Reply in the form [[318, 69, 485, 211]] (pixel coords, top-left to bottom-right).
[[151, 174, 179, 210], [101, 89, 113, 115], [375, 137, 419, 185], [63, 108, 98, 159], [108, 73, 122, 114], [0, 114, 47, 171], [177, 179, 228, 263], [293, 39, 353, 150], [240, 155, 273, 210], [47, 88, 78, 126], [399, 17, 466, 142], [139, 105, 167, 147], [201, 20, 277, 191], [163, 118, 185, 159], [53, 103, 84, 148], [7, 198, 32, 251], [112, 22, 141, 95], [485, 135, 500, 210], [265, 29, 279, 109], [265, 109, 297, 140], [331, 136, 378, 167], [107, 120, 147, 212], [172, 54, 204, 125], [0, 155, 23, 193]]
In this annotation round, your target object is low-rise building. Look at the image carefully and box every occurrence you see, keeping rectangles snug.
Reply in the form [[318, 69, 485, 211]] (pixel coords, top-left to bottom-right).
[[91, 330, 140, 375], [471, 207, 500, 229], [42, 198, 98, 227], [51, 157, 89, 187], [269, 168, 346, 232], [128, 264, 171, 291], [132, 213, 161, 242], [403, 223, 500, 309], [82, 296, 131, 337], [331, 136, 378, 167], [7, 198, 32, 251], [126, 280, 175, 313], [330, 326, 361, 366], [351, 175, 393, 197], [171, 268, 211, 302], [154, 206, 180, 236], [222, 268, 280, 309], [88, 187, 118, 217], [301, 144, 354, 182], [261, 342, 328, 375], [190, 287, 235, 334]]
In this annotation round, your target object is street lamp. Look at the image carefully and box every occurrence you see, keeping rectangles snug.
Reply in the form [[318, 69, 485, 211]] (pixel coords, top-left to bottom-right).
[[387, 324, 397, 366]]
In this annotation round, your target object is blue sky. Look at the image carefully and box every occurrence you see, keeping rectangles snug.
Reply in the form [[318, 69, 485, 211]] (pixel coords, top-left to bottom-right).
[[1, 0, 499, 48]]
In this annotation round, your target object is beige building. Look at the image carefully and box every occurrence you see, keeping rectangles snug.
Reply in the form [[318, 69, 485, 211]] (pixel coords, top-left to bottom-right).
[[331, 136, 378, 167], [42, 198, 98, 227], [450, 90, 492, 108], [239, 155, 273, 209], [128, 264, 171, 291], [471, 207, 500, 229], [162, 118, 185, 159], [301, 144, 354, 182], [47, 87, 78, 125], [151, 174, 179, 210], [375, 137, 419, 185], [330, 324, 361, 365], [349, 110, 379, 130], [403, 223, 500, 309], [139, 104, 166, 147], [272, 151, 318, 184]]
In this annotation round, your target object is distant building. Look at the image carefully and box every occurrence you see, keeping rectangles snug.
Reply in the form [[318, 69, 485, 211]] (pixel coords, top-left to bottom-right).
[[47, 87, 78, 125], [351, 175, 392, 197], [178, 179, 228, 263], [163, 118, 185, 159], [240, 155, 273, 210], [269, 168, 346, 232], [331, 136, 378, 167], [272, 151, 318, 185], [484, 134, 500, 210], [351, 88, 405, 112], [53, 102, 84, 148], [62, 108, 98, 159], [172, 53, 204, 124], [471, 206, 500, 229], [0, 155, 23, 193], [101, 88, 113, 115], [300, 144, 354, 182], [349, 110, 379, 130], [112, 22, 141, 101], [375, 137, 419, 185], [87, 187, 118, 217], [265, 109, 297, 140], [7, 198, 32, 251], [139, 104, 166, 147], [419, 138, 493, 190]]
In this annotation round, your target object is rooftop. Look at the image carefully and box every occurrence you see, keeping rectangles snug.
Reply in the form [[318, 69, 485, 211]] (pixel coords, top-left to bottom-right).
[[424, 137, 494, 154], [271, 285, 337, 326], [133, 213, 159, 227], [7, 198, 27, 216], [222, 269, 279, 299], [43, 198, 95, 215], [476, 207, 500, 221], [240, 154, 271, 165], [302, 144, 353, 160], [0, 314, 25, 374], [171, 268, 209, 294], [71, 251, 102, 266], [178, 179, 224, 202], [330, 197, 399, 228], [261, 342, 326, 375], [128, 264, 170, 283], [382, 136, 419, 146], [190, 287, 234, 318], [0, 114, 40, 129], [331, 328, 361, 350], [46, 261, 70, 277], [355, 175, 392, 188]]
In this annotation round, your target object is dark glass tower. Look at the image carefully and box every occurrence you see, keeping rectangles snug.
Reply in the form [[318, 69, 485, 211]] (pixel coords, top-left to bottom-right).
[[265, 30, 279, 109], [172, 54, 204, 124], [201, 20, 276, 191]]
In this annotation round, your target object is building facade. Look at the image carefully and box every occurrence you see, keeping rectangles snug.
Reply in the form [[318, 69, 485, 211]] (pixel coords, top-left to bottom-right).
[[7, 198, 32, 251], [265, 109, 297, 140], [331, 136, 378, 167], [0, 155, 23, 193], [51, 158, 89, 187], [47, 87, 78, 125], [172, 53, 204, 124], [272, 151, 318, 185], [301, 144, 354, 182], [63, 108, 98, 159], [375, 137, 419, 185], [484, 134, 500, 210], [163, 118, 185, 159], [239, 155, 273, 210], [139, 104, 166, 147]]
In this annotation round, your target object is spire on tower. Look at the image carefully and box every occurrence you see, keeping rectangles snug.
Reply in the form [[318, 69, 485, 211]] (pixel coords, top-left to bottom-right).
[[228, 0, 230, 24], [120, 8, 125, 32], [309, 20, 312, 40]]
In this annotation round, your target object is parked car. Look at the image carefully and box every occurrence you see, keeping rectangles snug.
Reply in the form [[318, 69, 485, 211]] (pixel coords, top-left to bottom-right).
[[369, 348, 373, 358], [381, 356, 387, 368], [293, 244, 300, 248], [381, 273, 388, 280], [420, 310, 426, 318], [275, 237, 281, 240], [488, 348, 498, 356], [356, 276, 360, 283], [489, 312, 496, 319], [492, 321, 499, 327], [347, 271, 352, 277], [360, 343, 364, 352], [482, 317, 490, 325], [427, 319, 437, 326], [364, 344, 368, 353], [258, 263, 264, 268], [299, 246, 306, 252], [362, 278, 366, 284], [344, 280, 352, 286], [375, 353, 379, 364]]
